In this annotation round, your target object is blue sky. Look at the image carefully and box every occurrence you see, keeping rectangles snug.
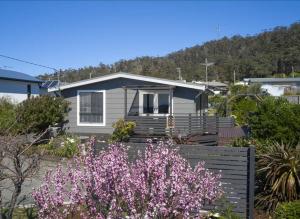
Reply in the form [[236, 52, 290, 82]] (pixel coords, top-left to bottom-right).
[[0, 1, 300, 76]]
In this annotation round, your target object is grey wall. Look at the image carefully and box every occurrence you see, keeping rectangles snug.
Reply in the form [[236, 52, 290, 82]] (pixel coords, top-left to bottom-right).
[[61, 78, 203, 135], [0, 79, 41, 103]]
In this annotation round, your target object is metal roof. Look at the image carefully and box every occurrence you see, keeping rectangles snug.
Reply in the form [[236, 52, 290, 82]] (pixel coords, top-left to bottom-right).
[[49, 72, 206, 92], [244, 77, 300, 83], [193, 81, 228, 87], [0, 69, 42, 83]]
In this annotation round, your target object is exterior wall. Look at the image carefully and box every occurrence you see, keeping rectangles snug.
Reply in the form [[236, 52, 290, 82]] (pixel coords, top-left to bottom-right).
[[61, 78, 202, 135], [249, 81, 300, 96], [0, 79, 40, 103]]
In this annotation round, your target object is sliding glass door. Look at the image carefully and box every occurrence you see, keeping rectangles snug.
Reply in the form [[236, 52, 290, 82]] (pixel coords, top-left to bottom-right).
[[139, 91, 171, 116]]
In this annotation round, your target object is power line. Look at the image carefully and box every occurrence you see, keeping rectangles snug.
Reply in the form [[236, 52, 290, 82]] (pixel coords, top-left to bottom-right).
[[0, 54, 58, 72]]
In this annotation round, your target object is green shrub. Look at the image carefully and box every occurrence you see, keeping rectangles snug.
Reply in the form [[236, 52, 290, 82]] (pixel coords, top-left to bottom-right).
[[275, 200, 300, 219], [16, 95, 70, 133], [38, 134, 79, 158], [248, 97, 300, 145], [0, 97, 16, 134], [231, 97, 257, 125], [110, 119, 136, 142], [255, 142, 300, 212]]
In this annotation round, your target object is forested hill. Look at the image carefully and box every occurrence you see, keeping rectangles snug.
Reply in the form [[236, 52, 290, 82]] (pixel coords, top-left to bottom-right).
[[40, 22, 300, 83]]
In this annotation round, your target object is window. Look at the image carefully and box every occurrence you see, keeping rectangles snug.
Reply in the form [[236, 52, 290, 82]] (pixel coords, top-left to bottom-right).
[[27, 84, 31, 99], [139, 91, 172, 115], [143, 94, 154, 114], [158, 93, 169, 114], [77, 90, 105, 126]]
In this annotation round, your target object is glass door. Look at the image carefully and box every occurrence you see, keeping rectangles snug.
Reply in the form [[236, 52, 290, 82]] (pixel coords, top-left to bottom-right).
[[139, 91, 171, 116]]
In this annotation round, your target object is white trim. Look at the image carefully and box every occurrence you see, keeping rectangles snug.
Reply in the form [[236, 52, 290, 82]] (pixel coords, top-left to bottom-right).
[[139, 90, 173, 116], [49, 72, 205, 92], [77, 90, 106, 127]]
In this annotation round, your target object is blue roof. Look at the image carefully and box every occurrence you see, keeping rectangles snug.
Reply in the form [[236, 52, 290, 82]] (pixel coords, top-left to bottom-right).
[[0, 69, 42, 83]]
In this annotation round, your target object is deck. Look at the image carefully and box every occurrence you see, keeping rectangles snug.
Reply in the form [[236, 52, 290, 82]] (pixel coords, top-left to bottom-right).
[[125, 115, 235, 145]]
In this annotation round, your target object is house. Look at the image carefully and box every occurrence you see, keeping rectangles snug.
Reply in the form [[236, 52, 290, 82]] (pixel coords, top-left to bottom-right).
[[244, 77, 300, 96], [193, 80, 228, 95], [0, 69, 43, 102], [49, 72, 208, 135]]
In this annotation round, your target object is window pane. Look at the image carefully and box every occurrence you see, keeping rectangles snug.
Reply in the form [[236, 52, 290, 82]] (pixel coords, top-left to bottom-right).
[[79, 92, 103, 123], [143, 94, 154, 114], [158, 94, 169, 114]]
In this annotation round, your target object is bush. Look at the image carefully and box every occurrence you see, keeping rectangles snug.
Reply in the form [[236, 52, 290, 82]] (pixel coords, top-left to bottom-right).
[[38, 135, 79, 158], [248, 97, 300, 145], [255, 142, 300, 212], [110, 119, 136, 142], [33, 140, 223, 218], [275, 200, 300, 219], [0, 97, 16, 134], [231, 97, 257, 125], [16, 95, 70, 133]]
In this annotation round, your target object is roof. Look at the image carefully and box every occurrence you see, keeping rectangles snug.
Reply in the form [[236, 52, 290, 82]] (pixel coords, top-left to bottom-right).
[[192, 81, 228, 87], [0, 69, 42, 83], [244, 77, 300, 83], [49, 72, 206, 92]]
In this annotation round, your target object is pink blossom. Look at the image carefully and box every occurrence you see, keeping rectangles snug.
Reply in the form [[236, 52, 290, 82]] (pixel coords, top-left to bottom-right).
[[32, 138, 223, 218]]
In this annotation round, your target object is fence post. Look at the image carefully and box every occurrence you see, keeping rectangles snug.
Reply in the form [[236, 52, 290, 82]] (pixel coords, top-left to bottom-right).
[[203, 113, 207, 133], [216, 114, 219, 134], [124, 87, 127, 118], [188, 113, 192, 135], [247, 146, 255, 219]]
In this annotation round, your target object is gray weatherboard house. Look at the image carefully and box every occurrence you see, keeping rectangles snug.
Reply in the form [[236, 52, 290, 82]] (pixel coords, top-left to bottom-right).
[[0, 69, 43, 103], [49, 72, 208, 135]]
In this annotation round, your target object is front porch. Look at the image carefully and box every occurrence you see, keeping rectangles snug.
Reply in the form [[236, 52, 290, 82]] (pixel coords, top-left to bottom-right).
[[122, 84, 232, 145]]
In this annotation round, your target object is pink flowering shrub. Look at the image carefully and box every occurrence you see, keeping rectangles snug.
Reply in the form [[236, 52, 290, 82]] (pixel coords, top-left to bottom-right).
[[32, 139, 223, 218]]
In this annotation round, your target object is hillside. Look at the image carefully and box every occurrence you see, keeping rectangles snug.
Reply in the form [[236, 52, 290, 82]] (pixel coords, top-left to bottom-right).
[[40, 22, 300, 83]]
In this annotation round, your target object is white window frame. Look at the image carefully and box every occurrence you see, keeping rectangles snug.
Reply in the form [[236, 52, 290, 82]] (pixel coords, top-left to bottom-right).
[[139, 90, 173, 116], [77, 90, 106, 126]]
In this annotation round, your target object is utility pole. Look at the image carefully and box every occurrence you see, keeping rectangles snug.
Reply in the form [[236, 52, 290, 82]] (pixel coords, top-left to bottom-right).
[[176, 67, 182, 80], [292, 66, 295, 78], [200, 58, 214, 87]]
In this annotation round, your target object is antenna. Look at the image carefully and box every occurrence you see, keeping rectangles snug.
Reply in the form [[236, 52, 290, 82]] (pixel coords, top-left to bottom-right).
[[176, 67, 182, 80], [200, 58, 214, 87]]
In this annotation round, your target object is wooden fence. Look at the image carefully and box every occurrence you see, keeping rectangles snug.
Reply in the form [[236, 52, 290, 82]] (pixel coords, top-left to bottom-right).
[[94, 143, 255, 219], [125, 115, 235, 136]]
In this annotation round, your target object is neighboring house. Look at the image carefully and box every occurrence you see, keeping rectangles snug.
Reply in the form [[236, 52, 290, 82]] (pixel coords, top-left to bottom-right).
[[193, 81, 228, 95], [244, 77, 300, 96], [0, 69, 43, 102], [49, 72, 208, 135]]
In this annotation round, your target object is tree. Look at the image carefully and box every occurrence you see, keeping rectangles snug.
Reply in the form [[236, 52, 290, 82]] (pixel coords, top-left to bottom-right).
[[248, 97, 300, 145], [0, 130, 47, 219], [16, 96, 70, 133], [32, 140, 223, 218], [39, 22, 300, 83]]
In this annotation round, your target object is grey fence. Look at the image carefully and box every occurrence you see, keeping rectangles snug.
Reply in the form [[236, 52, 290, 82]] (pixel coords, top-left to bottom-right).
[[125, 115, 235, 136], [95, 143, 255, 219], [283, 95, 300, 104]]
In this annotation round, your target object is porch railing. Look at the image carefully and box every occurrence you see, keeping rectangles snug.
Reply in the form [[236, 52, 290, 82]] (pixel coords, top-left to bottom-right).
[[125, 115, 235, 136]]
